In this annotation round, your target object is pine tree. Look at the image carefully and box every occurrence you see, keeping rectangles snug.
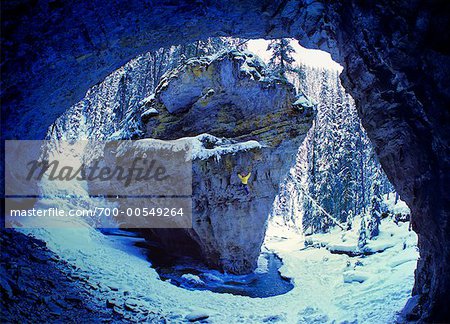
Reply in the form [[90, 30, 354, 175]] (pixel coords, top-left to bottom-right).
[[283, 64, 396, 235], [368, 169, 382, 239], [358, 217, 367, 249], [346, 210, 354, 230], [267, 39, 297, 79]]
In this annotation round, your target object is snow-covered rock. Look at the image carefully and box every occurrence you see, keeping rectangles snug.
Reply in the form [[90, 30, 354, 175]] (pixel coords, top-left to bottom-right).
[[293, 93, 315, 111], [185, 311, 209, 322], [188, 133, 263, 161], [139, 94, 155, 106], [143, 50, 314, 145], [201, 273, 223, 283], [141, 107, 159, 122], [343, 271, 369, 283], [382, 193, 410, 216], [135, 50, 315, 274], [305, 216, 414, 259], [181, 274, 205, 287]]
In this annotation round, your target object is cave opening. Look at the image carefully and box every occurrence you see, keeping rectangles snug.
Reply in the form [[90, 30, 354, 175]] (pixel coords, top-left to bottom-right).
[[33, 36, 417, 308]]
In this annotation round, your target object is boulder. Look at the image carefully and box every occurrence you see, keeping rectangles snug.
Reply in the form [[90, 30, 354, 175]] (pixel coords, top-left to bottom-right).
[[185, 311, 209, 322]]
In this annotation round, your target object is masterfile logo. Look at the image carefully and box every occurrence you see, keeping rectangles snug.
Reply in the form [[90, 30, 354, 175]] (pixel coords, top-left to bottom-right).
[[4, 139, 193, 229], [5, 139, 192, 196]]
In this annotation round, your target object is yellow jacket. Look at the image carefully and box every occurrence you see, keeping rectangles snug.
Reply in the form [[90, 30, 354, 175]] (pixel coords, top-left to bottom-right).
[[238, 173, 251, 185]]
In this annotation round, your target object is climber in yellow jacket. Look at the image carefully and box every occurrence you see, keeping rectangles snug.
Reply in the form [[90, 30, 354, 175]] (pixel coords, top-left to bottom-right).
[[238, 171, 251, 195]]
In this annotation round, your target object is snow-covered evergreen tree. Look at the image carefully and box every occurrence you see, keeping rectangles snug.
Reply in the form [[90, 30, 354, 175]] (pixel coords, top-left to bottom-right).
[[368, 170, 382, 239], [358, 217, 367, 249], [267, 39, 297, 79], [47, 37, 246, 141], [271, 63, 395, 235]]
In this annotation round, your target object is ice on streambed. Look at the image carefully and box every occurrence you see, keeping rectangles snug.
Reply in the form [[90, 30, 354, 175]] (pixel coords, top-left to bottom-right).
[[15, 187, 417, 323]]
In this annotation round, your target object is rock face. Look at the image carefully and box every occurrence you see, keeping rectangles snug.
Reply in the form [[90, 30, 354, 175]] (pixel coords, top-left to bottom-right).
[[139, 51, 314, 273], [0, 0, 320, 140], [319, 4, 450, 321], [0, 229, 120, 322], [143, 51, 313, 143], [2, 0, 449, 320]]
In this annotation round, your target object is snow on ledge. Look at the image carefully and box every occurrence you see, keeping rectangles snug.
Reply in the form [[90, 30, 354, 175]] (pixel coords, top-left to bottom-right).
[[139, 93, 155, 106], [141, 107, 159, 119], [189, 133, 263, 161], [293, 93, 316, 110], [135, 133, 263, 162]]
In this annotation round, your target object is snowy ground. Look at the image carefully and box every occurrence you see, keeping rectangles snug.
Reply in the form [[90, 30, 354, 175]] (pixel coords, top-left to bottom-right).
[[265, 218, 418, 323], [18, 213, 418, 323]]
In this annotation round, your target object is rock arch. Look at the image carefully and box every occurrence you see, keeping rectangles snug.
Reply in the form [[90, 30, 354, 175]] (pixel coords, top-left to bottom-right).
[[2, 1, 449, 321]]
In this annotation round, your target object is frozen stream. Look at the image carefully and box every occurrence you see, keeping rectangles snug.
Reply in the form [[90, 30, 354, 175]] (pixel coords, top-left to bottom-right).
[[102, 229, 294, 298], [22, 217, 418, 323]]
